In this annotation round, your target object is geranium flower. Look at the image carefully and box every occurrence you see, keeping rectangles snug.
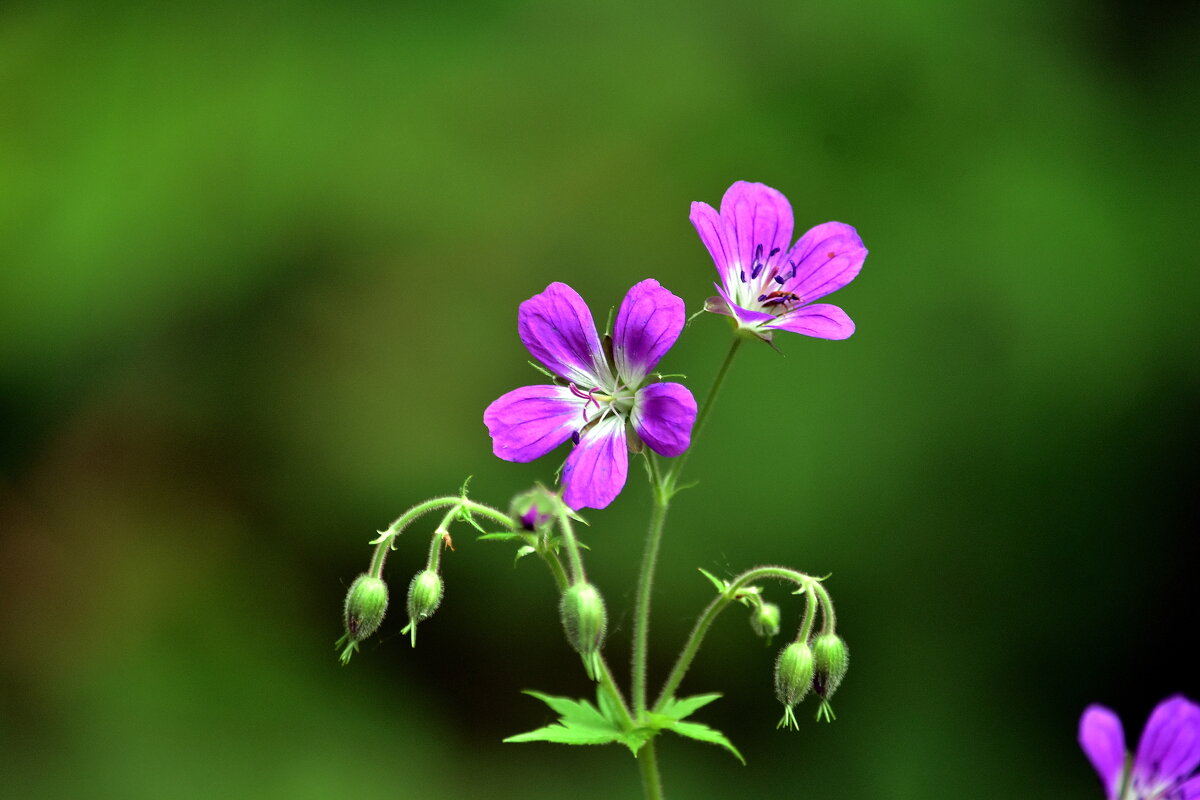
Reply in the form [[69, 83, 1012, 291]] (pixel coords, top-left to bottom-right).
[[484, 280, 697, 510], [1079, 695, 1200, 799], [690, 180, 867, 342]]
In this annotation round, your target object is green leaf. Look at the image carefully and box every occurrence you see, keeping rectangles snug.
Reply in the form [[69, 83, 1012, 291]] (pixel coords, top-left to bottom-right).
[[505, 724, 626, 746], [662, 720, 745, 765], [659, 692, 723, 721], [697, 568, 729, 593], [477, 532, 525, 542], [596, 685, 623, 727], [506, 691, 653, 755]]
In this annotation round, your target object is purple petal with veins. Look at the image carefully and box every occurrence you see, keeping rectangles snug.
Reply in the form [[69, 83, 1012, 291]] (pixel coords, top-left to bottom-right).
[[613, 279, 685, 387], [632, 382, 696, 458], [484, 385, 583, 462], [782, 222, 868, 305], [561, 416, 628, 510], [715, 283, 775, 328], [518, 282, 610, 386], [690, 201, 735, 282], [1133, 695, 1200, 793], [719, 181, 794, 275], [768, 303, 856, 340]]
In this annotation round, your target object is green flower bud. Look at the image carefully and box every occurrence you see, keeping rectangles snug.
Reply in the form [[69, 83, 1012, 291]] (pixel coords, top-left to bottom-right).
[[343, 574, 389, 642], [559, 582, 607, 657], [750, 602, 782, 640], [337, 574, 388, 664], [774, 641, 815, 729], [403, 570, 444, 647], [812, 633, 849, 700]]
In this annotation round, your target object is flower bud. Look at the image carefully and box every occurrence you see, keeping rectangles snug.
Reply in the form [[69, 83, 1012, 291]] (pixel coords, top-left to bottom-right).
[[343, 574, 389, 642], [559, 582, 607, 656], [407, 570, 444, 622], [403, 569, 443, 646], [750, 602, 781, 640], [509, 488, 556, 531], [774, 640, 815, 730], [812, 633, 849, 700], [774, 641, 815, 709]]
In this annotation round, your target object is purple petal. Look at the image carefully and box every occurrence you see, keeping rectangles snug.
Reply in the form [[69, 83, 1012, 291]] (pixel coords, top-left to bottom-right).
[[632, 382, 696, 458], [715, 283, 775, 327], [1180, 774, 1200, 800], [782, 222, 867, 304], [1079, 704, 1127, 800], [612, 279, 685, 386], [484, 385, 583, 462], [561, 417, 628, 510], [1133, 695, 1200, 789], [718, 182, 795, 278], [518, 282, 609, 386], [768, 303, 856, 340], [690, 201, 736, 282]]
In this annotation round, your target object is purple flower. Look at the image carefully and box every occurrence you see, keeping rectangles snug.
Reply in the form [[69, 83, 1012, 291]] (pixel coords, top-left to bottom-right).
[[1079, 695, 1200, 799], [690, 181, 867, 342], [484, 280, 697, 511]]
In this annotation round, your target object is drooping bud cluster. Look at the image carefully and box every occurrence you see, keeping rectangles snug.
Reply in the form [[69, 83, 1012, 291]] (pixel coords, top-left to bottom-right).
[[337, 574, 389, 664], [773, 631, 850, 727], [403, 569, 444, 647], [559, 581, 607, 680]]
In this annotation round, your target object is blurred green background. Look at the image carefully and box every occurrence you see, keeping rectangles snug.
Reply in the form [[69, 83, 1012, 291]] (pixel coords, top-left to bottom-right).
[[2, 1, 1196, 797]]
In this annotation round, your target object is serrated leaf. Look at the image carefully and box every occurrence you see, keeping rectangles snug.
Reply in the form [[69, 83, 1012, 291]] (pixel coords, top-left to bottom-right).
[[507, 691, 649, 753], [596, 685, 629, 729], [504, 725, 626, 746], [659, 692, 723, 721], [521, 691, 614, 729], [663, 720, 745, 764]]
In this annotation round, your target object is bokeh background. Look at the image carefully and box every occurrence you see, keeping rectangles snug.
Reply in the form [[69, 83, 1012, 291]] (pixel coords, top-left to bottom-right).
[[2, 1, 1197, 797]]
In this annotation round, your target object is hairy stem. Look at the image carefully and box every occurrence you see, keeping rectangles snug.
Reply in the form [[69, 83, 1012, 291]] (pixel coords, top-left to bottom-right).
[[653, 567, 812, 711], [631, 483, 670, 713], [638, 740, 664, 800]]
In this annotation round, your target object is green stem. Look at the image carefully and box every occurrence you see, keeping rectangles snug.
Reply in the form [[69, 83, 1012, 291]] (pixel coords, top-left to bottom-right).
[[538, 526, 635, 731], [424, 507, 459, 572], [367, 496, 515, 578], [638, 740, 664, 800], [653, 567, 811, 711], [665, 336, 742, 486], [555, 508, 588, 584], [627, 336, 744, 799], [631, 485, 670, 714]]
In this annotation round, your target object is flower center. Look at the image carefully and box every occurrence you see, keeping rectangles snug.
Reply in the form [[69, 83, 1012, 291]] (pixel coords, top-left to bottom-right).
[[567, 381, 636, 442], [734, 242, 800, 315]]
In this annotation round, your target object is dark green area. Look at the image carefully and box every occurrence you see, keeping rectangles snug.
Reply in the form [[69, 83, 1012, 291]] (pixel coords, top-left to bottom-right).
[[2, 1, 1196, 797]]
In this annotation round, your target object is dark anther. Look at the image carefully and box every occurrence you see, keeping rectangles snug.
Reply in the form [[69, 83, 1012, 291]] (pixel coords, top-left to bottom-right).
[[750, 262, 763, 279], [739, 270, 747, 282], [773, 275, 784, 285], [571, 430, 581, 445], [769, 247, 780, 257], [757, 294, 767, 302], [754, 243, 763, 261]]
